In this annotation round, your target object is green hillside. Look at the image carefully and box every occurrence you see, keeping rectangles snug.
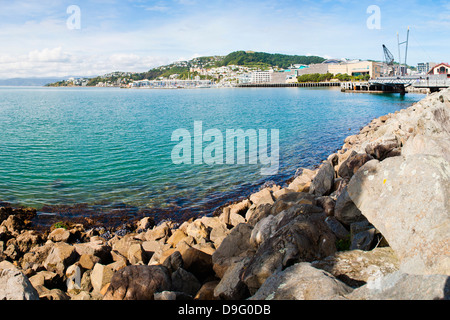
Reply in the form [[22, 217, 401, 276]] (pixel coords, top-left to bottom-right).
[[218, 51, 325, 69]]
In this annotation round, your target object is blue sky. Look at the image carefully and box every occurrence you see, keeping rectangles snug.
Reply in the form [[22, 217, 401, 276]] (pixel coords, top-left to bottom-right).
[[0, 0, 449, 78]]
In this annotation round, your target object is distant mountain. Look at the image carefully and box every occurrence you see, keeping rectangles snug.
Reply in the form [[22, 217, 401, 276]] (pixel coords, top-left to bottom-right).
[[0, 77, 70, 86]]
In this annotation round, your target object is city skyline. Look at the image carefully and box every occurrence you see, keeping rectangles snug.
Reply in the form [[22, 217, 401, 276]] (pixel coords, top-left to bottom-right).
[[1, 0, 449, 78]]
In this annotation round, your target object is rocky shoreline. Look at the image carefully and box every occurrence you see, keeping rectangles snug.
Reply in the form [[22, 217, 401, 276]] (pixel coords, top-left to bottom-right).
[[1, 89, 449, 300]]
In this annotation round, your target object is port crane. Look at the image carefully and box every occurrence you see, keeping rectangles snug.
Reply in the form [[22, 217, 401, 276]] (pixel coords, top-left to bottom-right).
[[382, 44, 395, 76]]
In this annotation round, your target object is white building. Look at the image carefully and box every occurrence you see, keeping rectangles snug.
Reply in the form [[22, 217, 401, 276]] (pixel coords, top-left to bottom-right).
[[251, 71, 272, 84]]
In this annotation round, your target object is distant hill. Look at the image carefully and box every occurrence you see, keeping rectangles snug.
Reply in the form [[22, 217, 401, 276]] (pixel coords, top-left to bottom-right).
[[46, 51, 327, 86], [0, 77, 70, 86], [218, 51, 325, 69]]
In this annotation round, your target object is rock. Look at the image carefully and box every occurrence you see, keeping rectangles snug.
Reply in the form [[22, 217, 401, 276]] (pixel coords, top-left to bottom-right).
[[249, 262, 352, 300], [74, 237, 111, 264], [270, 192, 315, 216], [103, 265, 171, 300], [229, 212, 246, 227], [315, 196, 335, 216], [21, 242, 53, 273], [127, 243, 147, 265], [136, 217, 154, 231], [71, 291, 92, 300], [338, 153, 373, 181], [29, 270, 59, 289], [185, 220, 209, 244], [325, 216, 350, 240], [110, 234, 142, 259], [214, 257, 250, 300], [162, 251, 183, 273], [209, 223, 230, 248], [348, 155, 450, 275], [154, 291, 177, 300], [249, 188, 274, 206], [309, 162, 335, 196], [0, 261, 39, 300], [145, 221, 172, 242], [39, 288, 70, 300], [402, 133, 450, 162], [350, 228, 376, 251], [79, 254, 101, 270], [15, 230, 43, 254], [228, 199, 251, 216], [141, 240, 166, 258], [347, 271, 450, 300], [245, 204, 272, 226], [181, 247, 214, 282], [171, 268, 201, 297], [194, 281, 220, 300], [242, 213, 336, 294], [43, 242, 79, 276], [287, 168, 316, 193], [91, 263, 114, 293], [250, 214, 278, 248], [48, 228, 71, 243], [167, 229, 189, 247], [365, 135, 399, 161], [1, 215, 24, 237], [334, 186, 364, 226], [212, 223, 255, 279], [311, 247, 400, 288]]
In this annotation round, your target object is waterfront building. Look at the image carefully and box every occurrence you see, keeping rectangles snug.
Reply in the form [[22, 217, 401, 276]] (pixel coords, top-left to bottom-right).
[[250, 71, 272, 84], [428, 63, 450, 77], [417, 62, 437, 75], [328, 61, 383, 79]]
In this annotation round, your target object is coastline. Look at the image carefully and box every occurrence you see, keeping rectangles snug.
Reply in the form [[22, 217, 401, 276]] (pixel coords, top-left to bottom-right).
[[1, 88, 449, 300]]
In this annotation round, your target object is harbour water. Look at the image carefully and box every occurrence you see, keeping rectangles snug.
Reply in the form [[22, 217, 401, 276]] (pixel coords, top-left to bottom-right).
[[0, 86, 424, 224]]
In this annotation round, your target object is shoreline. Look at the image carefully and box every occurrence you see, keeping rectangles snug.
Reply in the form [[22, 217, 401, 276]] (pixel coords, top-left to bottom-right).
[[1, 88, 448, 300]]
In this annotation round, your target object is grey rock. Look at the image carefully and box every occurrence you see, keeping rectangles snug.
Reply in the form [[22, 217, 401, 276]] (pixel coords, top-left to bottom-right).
[[214, 257, 250, 300], [309, 162, 335, 196], [348, 155, 450, 275], [347, 271, 450, 300], [171, 268, 201, 297], [0, 261, 39, 300], [334, 186, 365, 226], [249, 262, 352, 300]]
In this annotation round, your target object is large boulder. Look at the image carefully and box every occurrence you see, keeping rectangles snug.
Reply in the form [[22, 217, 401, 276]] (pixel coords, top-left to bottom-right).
[[0, 261, 39, 300], [348, 155, 450, 275], [242, 212, 336, 294], [249, 262, 352, 300], [347, 271, 449, 300], [103, 265, 171, 300]]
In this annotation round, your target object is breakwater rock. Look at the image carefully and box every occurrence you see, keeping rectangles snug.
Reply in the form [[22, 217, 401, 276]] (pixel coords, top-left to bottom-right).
[[1, 89, 449, 300]]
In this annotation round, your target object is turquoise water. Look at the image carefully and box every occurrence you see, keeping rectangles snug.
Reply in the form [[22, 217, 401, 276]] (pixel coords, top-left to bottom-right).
[[0, 86, 423, 222]]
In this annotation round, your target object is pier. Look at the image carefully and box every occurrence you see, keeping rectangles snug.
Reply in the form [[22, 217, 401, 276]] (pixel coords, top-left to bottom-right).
[[341, 75, 450, 94], [236, 82, 341, 88]]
